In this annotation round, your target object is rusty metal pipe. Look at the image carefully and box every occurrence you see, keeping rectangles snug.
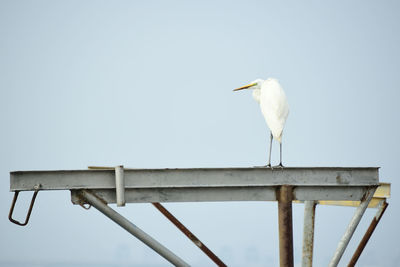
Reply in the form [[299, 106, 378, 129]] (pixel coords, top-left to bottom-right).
[[329, 187, 376, 267], [9, 190, 39, 226], [347, 201, 388, 267], [152, 202, 227, 267], [278, 185, 294, 267]]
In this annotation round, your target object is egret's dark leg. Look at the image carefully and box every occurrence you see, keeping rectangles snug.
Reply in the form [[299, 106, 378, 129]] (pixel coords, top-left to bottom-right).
[[278, 141, 284, 167], [266, 132, 273, 167]]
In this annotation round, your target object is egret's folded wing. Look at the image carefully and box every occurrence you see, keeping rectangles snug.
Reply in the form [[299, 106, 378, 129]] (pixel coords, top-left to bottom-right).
[[260, 79, 289, 141]]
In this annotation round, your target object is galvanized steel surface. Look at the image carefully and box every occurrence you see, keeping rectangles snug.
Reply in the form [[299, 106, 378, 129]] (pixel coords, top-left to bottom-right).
[[10, 167, 379, 191], [11, 167, 379, 203], [302, 200, 317, 267]]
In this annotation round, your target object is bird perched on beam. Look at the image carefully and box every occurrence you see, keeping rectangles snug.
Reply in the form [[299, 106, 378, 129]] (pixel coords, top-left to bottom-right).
[[234, 78, 289, 167]]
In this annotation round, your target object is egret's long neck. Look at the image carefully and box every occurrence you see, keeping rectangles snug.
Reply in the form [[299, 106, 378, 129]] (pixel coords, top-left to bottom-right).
[[252, 88, 261, 103]]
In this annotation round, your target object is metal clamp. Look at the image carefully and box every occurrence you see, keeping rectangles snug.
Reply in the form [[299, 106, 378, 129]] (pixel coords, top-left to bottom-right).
[[87, 165, 125, 207], [8, 190, 39, 226], [115, 165, 125, 207]]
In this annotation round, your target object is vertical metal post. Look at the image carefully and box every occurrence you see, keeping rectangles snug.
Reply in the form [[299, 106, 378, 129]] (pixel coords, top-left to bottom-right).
[[278, 185, 294, 267], [115, 165, 125, 207], [328, 187, 376, 267], [79, 190, 190, 267], [302, 200, 317, 267], [347, 201, 388, 267]]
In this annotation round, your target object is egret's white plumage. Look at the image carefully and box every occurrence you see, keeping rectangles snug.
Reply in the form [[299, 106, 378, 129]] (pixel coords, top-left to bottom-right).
[[234, 78, 289, 166]]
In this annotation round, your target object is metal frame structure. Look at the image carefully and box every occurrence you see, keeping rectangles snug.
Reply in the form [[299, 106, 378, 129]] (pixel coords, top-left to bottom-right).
[[8, 167, 389, 266]]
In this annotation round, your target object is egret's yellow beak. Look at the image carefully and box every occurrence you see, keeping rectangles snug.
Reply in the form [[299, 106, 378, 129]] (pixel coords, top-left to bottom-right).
[[233, 82, 257, 91]]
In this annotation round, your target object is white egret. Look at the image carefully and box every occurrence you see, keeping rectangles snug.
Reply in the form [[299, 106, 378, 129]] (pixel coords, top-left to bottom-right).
[[234, 78, 289, 167]]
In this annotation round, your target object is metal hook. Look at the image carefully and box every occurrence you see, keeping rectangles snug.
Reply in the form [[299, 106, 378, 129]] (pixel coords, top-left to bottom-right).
[[8, 190, 39, 226]]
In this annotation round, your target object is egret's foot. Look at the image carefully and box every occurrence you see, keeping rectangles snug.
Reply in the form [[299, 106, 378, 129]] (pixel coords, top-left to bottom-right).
[[264, 164, 272, 168], [272, 163, 284, 168]]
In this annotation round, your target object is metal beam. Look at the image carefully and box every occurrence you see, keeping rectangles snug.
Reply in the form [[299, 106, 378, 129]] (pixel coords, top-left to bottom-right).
[[10, 167, 379, 203], [69, 186, 374, 204], [318, 183, 390, 208], [10, 167, 379, 191]]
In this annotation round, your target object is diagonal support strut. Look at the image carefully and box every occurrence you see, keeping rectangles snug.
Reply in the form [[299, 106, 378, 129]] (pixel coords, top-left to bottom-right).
[[77, 190, 190, 267], [328, 187, 376, 267], [347, 200, 388, 267], [152, 202, 227, 267]]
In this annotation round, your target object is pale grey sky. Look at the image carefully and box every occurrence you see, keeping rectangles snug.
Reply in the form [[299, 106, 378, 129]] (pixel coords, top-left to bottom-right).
[[1, 1, 399, 266]]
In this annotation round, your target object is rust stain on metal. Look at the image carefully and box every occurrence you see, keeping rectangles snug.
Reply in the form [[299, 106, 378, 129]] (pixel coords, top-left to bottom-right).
[[277, 185, 294, 267], [336, 174, 350, 184], [8, 190, 39, 226], [360, 187, 377, 202], [302, 201, 317, 267], [152, 202, 227, 267], [303, 236, 314, 265]]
